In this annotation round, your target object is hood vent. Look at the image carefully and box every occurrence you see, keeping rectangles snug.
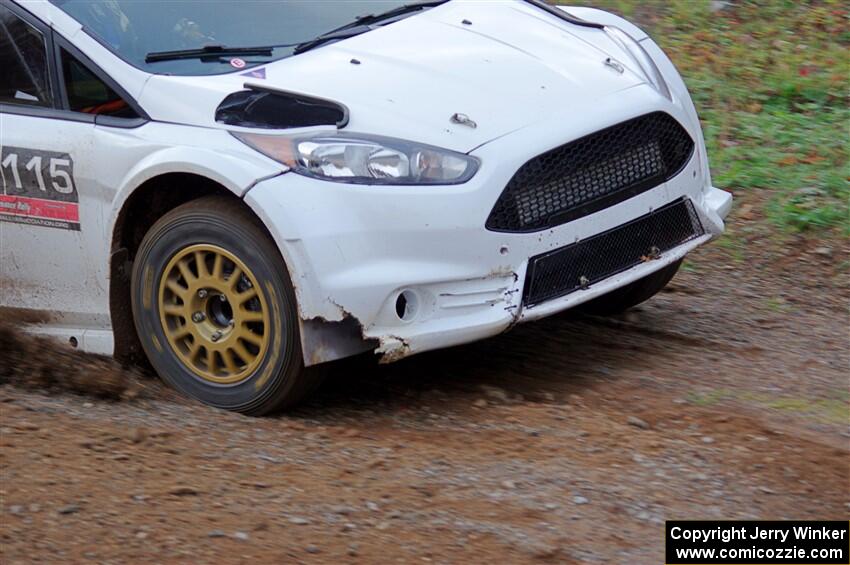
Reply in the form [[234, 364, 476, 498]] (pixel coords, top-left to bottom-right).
[[216, 85, 349, 129]]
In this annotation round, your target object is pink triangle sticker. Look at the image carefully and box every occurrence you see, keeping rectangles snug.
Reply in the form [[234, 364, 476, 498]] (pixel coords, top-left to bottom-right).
[[240, 67, 266, 79]]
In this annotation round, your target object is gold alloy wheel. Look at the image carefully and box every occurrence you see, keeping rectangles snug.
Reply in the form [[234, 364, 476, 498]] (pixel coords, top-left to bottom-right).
[[158, 244, 270, 385]]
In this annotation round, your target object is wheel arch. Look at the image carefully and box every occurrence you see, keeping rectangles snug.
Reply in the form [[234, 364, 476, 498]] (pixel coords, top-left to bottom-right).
[[110, 168, 373, 368], [109, 172, 260, 364]]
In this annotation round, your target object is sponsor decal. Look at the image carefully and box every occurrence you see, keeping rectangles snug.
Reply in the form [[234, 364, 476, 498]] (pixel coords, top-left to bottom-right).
[[240, 67, 266, 79], [0, 146, 80, 231]]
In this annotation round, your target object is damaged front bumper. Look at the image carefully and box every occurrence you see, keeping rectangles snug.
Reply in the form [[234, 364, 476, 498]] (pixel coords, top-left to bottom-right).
[[244, 92, 732, 366], [246, 176, 730, 367]]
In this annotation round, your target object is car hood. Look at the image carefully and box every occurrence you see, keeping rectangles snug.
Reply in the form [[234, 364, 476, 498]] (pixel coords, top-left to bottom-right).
[[138, 0, 648, 153]]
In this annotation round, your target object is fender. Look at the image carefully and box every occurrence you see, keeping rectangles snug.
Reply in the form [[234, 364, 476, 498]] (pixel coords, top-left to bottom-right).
[[107, 131, 283, 237], [636, 38, 713, 189], [558, 6, 648, 41], [560, 5, 712, 189]]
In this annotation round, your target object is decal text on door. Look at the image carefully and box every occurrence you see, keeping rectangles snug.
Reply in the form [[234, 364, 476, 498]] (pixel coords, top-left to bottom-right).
[[0, 146, 80, 231]]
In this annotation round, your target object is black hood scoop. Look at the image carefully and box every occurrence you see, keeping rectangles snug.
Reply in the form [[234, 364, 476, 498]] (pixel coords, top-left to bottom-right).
[[215, 84, 349, 129]]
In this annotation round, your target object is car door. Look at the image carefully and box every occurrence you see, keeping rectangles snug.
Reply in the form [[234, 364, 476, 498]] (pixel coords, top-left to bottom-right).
[[0, 1, 145, 340]]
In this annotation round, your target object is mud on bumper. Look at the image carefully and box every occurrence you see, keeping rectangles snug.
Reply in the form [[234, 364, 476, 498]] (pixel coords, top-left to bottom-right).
[[245, 163, 730, 366], [243, 91, 732, 366]]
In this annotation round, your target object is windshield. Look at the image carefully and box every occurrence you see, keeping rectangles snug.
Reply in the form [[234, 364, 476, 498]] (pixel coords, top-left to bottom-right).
[[50, 1, 422, 76]]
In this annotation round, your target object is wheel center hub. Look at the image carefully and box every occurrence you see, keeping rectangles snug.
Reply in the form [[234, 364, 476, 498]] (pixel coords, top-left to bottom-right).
[[206, 293, 234, 328]]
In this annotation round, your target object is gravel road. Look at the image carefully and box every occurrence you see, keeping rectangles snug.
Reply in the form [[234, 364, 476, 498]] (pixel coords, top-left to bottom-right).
[[1, 197, 848, 564]]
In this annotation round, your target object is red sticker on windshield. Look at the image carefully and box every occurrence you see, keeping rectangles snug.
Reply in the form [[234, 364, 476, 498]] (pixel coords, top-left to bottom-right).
[[229, 58, 246, 69]]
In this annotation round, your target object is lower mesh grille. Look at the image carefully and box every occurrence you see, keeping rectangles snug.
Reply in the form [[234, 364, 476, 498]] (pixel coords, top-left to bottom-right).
[[523, 198, 704, 307]]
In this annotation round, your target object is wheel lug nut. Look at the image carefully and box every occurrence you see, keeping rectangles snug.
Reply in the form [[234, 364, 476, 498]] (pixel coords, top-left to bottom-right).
[[192, 312, 206, 323], [211, 331, 222, 342], [219, 294, 227, 302], [198, 289, 208, 299]]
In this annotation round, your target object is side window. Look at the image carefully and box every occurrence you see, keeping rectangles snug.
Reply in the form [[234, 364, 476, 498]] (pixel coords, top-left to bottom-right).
[[0, 4, 52, 107], [61, 48, 139, 118]]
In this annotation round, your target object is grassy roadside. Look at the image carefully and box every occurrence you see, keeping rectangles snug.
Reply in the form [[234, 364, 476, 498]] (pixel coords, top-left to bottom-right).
[[568, 0, 849, 234]]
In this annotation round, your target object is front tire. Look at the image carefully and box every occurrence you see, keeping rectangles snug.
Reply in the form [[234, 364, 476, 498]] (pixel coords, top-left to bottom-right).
[[130, 196, 321, 415]]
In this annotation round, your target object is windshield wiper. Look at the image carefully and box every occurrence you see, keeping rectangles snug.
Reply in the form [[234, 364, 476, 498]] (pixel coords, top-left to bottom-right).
[[292, 26, 374, 56], [146, 44, 286, 63], [293, 0, 448, 55]]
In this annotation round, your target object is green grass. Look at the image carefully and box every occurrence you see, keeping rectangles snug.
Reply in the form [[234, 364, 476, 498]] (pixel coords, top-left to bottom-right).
[[686, 387, 849, 424], [567, 0, 849, 233]]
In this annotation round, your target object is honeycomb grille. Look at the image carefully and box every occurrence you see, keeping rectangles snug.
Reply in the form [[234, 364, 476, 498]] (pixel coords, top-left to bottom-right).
[[486, 112, 695, 232], [523, 198, 704, 307]]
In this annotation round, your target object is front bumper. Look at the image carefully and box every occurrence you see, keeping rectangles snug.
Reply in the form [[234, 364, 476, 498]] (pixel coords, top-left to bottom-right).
[[244, 88, 732, 365]]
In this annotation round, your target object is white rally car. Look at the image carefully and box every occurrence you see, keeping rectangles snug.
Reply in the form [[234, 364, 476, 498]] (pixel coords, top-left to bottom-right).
[[0, 0, 732, 414]]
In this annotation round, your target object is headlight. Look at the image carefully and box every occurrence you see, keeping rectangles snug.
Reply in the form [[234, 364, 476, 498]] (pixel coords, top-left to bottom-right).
[[232, 131, 480, 185], [605, 26, 671, 101]]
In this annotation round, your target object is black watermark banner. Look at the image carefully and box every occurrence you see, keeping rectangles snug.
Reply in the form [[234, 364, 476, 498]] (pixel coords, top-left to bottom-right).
[[666, 521, 849, 564]]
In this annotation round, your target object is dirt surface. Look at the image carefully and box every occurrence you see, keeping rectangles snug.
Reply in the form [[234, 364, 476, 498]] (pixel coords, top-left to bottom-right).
[[1, 193, 848, 564], [0, 310, 144, 402]]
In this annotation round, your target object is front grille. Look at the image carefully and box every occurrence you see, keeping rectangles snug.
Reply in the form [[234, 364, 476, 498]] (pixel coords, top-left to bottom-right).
[[487, 112, 695, 233], [523, 198, 704, 307]]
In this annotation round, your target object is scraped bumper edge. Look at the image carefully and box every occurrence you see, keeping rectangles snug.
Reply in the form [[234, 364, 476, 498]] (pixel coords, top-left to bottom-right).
[[520, 187, 731, 324], [705, 186, 733, 223], [245, 169, 731, 367]]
